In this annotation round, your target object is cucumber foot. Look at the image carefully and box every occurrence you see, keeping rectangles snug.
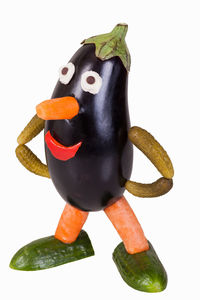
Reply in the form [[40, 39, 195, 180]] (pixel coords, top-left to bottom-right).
[[113, 241, 167, 293], [10, 230, 94, 271]]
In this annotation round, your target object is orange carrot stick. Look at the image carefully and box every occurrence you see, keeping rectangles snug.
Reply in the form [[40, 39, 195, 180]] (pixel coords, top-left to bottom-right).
[[55, 203, 89, 243], [36, 96, 79, 120], [104, 196, 149, 254]]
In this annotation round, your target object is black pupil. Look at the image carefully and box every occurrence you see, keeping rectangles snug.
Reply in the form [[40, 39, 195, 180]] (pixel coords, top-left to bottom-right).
[[86, 76, 95, 84], [62, 67, 68, 75]]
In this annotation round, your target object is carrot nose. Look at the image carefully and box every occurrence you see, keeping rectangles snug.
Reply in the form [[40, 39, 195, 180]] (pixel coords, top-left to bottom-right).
[[36, 96, 79, 120]]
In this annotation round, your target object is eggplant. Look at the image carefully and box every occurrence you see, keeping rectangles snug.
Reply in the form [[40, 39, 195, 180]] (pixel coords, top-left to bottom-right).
[[45, 42, 133, 211], [12, 25, 174, 292]]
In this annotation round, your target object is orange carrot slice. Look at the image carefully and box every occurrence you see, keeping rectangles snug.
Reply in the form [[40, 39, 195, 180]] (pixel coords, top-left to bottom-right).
[[55, 203, 89, 243], [36, 96, 79, 120], [104, 196, 149, 254]]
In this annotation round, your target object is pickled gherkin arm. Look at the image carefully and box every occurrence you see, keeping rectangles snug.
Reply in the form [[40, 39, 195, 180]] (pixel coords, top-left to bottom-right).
[[126, 126, 174, 198], [16, 145, 50, 178], [16, 114, 49, 178], [17, 114, 45, 145], [125, 177, 173, 198], [128, 126, 174, 179]]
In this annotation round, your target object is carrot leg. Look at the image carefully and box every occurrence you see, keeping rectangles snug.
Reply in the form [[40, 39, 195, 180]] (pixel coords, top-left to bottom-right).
[[55, 203, 89, 243], [104, 196, 149, 254]]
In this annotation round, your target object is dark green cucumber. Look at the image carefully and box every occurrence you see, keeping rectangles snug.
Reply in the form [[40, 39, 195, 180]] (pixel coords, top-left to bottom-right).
[[113, 241, 167, 293], [10, 230, 94, 271]]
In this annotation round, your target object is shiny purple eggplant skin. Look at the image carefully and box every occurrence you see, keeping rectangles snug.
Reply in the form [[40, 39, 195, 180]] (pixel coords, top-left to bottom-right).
[[45, 44, 133, 211]]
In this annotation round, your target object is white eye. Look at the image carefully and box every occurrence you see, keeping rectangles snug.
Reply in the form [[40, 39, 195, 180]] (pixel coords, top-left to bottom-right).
[[59, 62, 75, 84], [81, 71, 102, 95]]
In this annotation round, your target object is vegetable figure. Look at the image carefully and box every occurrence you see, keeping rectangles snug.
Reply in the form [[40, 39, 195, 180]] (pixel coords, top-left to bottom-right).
[[10, 24, 174, 293]]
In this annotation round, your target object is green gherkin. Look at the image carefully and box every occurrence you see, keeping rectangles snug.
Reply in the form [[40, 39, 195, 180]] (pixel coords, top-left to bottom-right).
[[16, 144, 50, 178], [113, 241, 168, 293], [10, 230, 94, 271], [17, 114, 44, 145]]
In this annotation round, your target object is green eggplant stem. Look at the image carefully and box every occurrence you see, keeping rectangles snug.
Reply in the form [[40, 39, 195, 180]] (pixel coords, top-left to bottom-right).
[[82, 23, 131, 71]]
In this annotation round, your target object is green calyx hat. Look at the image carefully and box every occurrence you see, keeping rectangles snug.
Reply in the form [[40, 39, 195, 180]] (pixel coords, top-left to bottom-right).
[[81, 23, 131, 72]]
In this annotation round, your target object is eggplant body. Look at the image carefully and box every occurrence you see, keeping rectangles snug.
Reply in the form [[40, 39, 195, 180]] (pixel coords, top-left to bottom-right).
[[45, 44, 133, 211]]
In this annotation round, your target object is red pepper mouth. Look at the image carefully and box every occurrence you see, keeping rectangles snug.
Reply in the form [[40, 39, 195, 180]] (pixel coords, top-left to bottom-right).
[[45, 130, 82, 161]]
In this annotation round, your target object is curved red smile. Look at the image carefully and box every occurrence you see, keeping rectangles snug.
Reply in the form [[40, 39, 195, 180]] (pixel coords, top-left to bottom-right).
[[45, 131, 82, 161]]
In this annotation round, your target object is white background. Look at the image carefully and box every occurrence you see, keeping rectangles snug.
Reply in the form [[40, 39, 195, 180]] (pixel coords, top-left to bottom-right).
[[1, 0, 200, 299]]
